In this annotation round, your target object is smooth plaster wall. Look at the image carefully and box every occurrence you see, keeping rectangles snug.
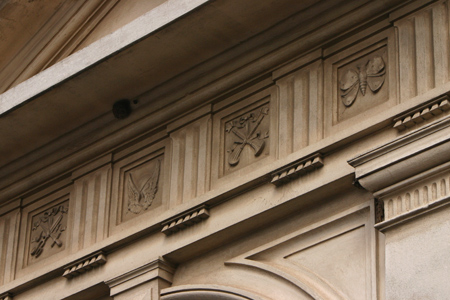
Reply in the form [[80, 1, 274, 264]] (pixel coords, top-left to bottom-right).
[[385, 206, 450, 299]]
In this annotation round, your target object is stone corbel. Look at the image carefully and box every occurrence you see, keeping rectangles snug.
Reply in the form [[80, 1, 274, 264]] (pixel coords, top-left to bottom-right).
[[348, 115, 450, 229], [161, 205, 209, 236], [271, 153, 323, 186], [106, 258, 175, 299], [63, 251, 107, 279], [393, 95, 450, 130]]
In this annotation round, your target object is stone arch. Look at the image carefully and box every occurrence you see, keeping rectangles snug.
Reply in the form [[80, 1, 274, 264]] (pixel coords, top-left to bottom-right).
[[160, 284, 265, 300]]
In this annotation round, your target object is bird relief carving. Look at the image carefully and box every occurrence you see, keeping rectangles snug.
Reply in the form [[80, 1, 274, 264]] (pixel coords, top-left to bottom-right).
[[226, 106, 269, 166], [30, 204, 68, 258], [339, 55, 386, 107], [127, 159, 161, 214]]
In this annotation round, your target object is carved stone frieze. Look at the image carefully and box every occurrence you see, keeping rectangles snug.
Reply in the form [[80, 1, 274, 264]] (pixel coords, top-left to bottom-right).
[[226, 105, 269, 167], [378, 168, 450, 226], [63, 252, 107, 279], [30, 201, 68, 259], [393, 95, 450, 130], [271, 154, 323, 186], [340, 55, 386, 107], [161, 205, 209, 236]]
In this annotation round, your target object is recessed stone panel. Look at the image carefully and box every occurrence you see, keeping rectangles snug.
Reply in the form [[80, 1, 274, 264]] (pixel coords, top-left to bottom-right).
[[109, 137, 170, 235], [121, 155, 163, 222], [336, 47, 388, 123], [211, 86, 278, 186], [223, 102, 270, 175], [29, 200, 69, 263], [324, 28, 397, 136], [16, 185, 72, 274]]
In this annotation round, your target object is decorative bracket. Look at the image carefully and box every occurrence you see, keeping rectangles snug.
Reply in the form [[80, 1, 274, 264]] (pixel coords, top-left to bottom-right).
[[393, 95, 450, 130], [271, 154, 323, 186], [63, 251, 107, 279], [161, 205, 209, 236]]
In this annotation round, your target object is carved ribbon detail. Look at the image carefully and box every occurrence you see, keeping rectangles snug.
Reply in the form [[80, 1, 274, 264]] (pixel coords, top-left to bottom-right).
[[226, 106, 269, 166], [127, 159, 161, 214], [31, 204, 68, 258]]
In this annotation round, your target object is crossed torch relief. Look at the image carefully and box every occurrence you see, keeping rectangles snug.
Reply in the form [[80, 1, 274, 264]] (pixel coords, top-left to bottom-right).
[[30, 204, 68, 258], [226, 106, 269, 166]]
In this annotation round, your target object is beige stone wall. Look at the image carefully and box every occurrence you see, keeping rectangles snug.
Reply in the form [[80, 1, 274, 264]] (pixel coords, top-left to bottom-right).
[[1, 0, 450, 299]]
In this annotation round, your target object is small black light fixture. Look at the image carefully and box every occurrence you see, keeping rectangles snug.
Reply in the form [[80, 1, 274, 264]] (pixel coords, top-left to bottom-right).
[[112, 99, 132, 119]]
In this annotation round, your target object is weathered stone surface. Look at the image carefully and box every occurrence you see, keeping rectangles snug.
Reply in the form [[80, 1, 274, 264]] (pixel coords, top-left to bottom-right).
[[0, 0, 449, 299]]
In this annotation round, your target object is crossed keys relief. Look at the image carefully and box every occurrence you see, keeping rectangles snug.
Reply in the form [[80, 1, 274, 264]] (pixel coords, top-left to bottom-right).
[[30, 203, 68, 258], [225, 105, 269, 166]]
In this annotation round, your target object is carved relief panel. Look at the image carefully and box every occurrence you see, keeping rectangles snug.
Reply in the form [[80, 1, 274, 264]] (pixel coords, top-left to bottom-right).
[[211, 86, 278, 187], [339, 52, 386, 109], [122, 157, 162, 221], [29, 201, 68, 260], [324, 28, 397, 136], [224, 104, 270, 170], [109, 137, 170, 235], [16, 184, 72, 276]]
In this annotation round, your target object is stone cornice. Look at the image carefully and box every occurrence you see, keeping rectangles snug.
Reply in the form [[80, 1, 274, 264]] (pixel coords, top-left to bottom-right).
[[0, 0, 408, 205], [349, 115, 450, 192]]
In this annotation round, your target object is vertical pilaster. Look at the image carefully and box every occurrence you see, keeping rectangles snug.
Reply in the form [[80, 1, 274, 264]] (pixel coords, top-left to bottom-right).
[[169, 113, 211, 206], [70, 159, 112, 252], [0, 205, 20, 286]]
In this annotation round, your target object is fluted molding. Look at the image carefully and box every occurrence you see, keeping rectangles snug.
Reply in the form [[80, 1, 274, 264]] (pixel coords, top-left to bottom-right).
[[349, 114, 450, 227]]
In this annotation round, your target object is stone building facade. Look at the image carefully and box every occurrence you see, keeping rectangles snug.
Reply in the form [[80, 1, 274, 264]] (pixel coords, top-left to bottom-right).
[[0, 0, 449, 299]]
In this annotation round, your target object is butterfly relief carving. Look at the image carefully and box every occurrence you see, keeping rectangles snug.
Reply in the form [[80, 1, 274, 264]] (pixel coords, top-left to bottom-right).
[[127, 159, 161, 214], [340, 55, 386, 107]]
